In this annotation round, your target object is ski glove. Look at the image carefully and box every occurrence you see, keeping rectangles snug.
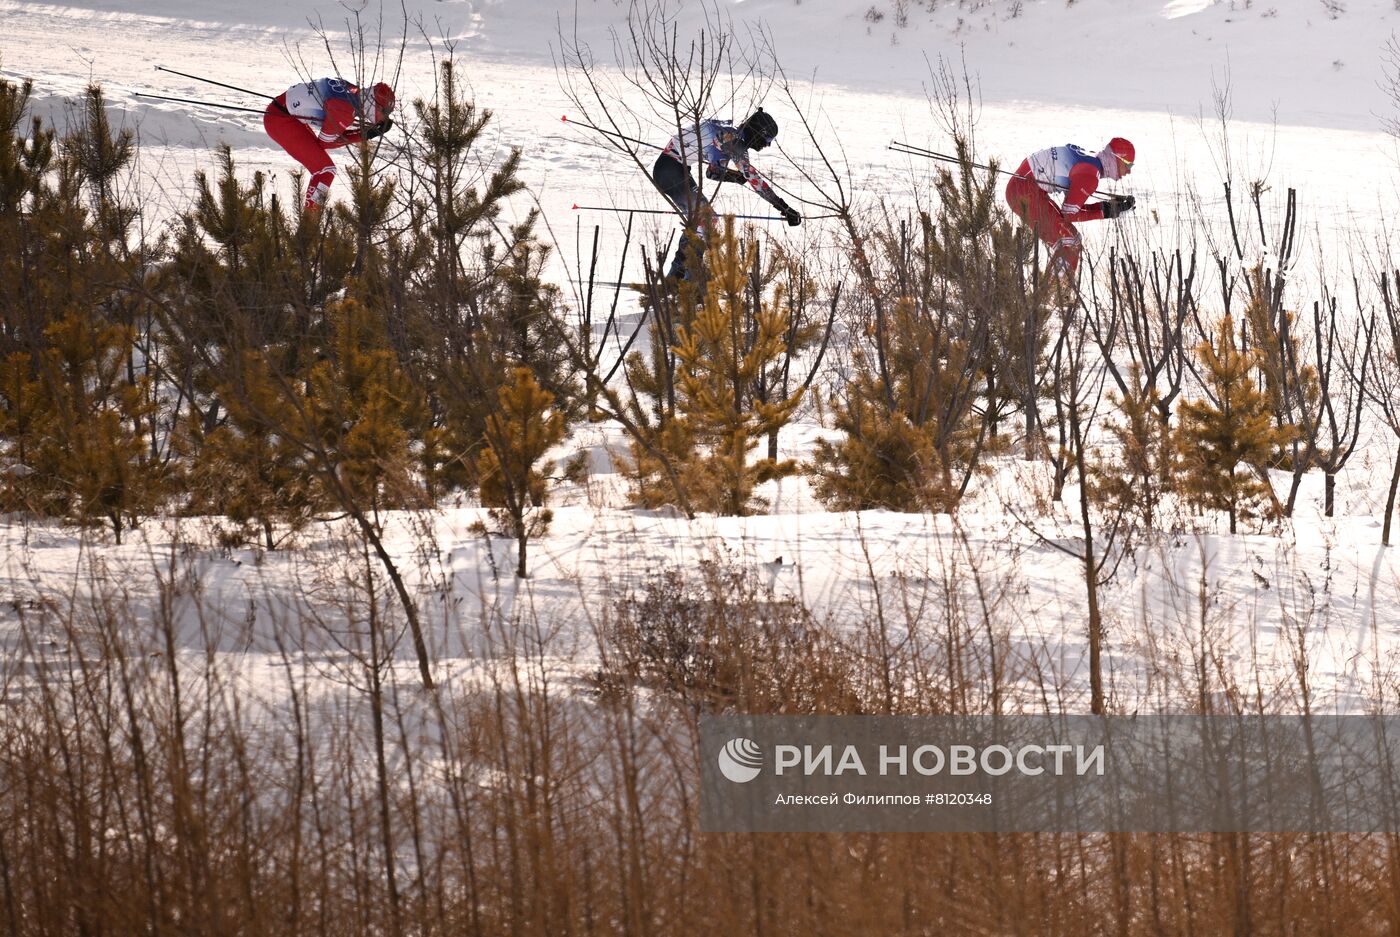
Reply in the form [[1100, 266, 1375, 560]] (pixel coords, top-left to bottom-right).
[[771, 200, 801, 227], [362, 118, 394, 141], [707, 166, 748, 185], [1100, 194, 1135, 219]]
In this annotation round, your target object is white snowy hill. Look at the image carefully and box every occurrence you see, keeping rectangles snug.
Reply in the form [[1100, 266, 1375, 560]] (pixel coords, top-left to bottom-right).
[[7, 0, 1397, 129], [5, 0, 1396, 268]]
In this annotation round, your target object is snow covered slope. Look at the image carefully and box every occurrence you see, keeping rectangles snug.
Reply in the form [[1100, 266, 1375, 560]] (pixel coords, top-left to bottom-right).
[[4, 0, 1397, 276], [8, 0, 1399, 128], [4, 0, 1400, 711]]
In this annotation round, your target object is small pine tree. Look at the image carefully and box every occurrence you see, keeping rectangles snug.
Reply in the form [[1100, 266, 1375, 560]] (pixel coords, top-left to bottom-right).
[[1090, 364, 1171, 531], [183, 351, 319, 549], [1240, 265, 1319, 455], [0, 352, 50, 505], [810, 379, 944, 511], [926, 136, 1049, 449], [809, 298, 986, 513], [668, 218, 803, 516], [618, 253, 702, 511], [0, 75, 162, 540], [306, 298, 428, 517], [476, 367, 566, 578], [1174, 316, 1294, 533], [401, 59, 576, 502], [627, 417, 701, 511], [9, 312, 164, 542]]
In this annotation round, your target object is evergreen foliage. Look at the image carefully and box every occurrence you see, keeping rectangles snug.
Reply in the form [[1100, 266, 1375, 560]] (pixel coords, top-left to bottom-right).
[[1239, 265, 1318, 466], [622, 222, 805, 515], [184, 351, 317, 549], [810, 298, 982, 513], [160, 149, 357, 544], [621, 288, 692, 511], [1174, 316, 1294, 533], [305, 298, 428, 516], [926, 136, 1049, 444], [669, 218, 803, 515], [810, 138, 1038, 513], [0, 77, 161, 540], [1090, 364, 1171, 530], [476, 366, 566, 577], [402, 60, 576, 497]]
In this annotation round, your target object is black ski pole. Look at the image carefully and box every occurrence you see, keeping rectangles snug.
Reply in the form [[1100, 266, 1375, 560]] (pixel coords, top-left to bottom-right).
[[890, 140, 1046, 185], [561, 115, 663, 151], [573, 203, 838, 223], [573, 203, 788, 222], [154, 65, 269, 100], [134, 92, 266, 115]]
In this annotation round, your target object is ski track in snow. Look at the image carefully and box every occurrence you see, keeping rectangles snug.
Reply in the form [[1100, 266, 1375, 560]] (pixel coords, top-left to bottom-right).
[[4, 0, 1400, 709]]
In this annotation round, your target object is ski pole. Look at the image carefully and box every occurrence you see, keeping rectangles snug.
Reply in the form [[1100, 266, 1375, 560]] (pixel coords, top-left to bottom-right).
[[134, 92, 266, 115], [572, 203, 790, 223], [155, 65, 269, 100], [890, 140, 1056, 186], [561, 116, 664, 151], [573, 204, 839, 222], [890, 141, 1020, 177]]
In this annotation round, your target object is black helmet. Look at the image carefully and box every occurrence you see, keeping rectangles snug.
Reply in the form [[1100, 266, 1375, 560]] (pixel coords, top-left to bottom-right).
[[740, 108, 778, 150]]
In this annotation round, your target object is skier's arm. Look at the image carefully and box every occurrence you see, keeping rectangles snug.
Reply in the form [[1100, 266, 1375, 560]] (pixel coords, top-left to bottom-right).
[[705, 163, 747, 184], [318, 98, 358, 146], [735, 157, 778, 201], [734, 158, 802, 226], [341, 117, 395, 147], [1061, 162, 1109, 222]]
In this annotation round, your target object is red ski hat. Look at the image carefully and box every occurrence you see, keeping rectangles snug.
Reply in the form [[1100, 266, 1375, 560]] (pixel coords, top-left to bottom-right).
[[1105, 137, 1135, 169], [372, 82, 396, 118]]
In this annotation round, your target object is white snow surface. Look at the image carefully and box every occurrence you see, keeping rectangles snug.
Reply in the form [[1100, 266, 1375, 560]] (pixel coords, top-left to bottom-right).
[[4, 0, 1400, 711]]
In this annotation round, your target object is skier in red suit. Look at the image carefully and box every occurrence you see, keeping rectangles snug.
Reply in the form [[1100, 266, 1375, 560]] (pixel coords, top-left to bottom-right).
[[263, 77, 396, 212], [1004, 138, 1136, 275]]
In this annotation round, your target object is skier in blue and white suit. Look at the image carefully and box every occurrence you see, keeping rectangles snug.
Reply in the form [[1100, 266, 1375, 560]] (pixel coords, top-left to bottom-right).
[[651, 108, 801, 279]]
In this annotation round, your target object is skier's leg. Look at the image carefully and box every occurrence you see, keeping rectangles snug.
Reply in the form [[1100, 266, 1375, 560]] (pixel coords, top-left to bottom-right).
[[264, 107, 337, 210], [1006, 176, 1079, 272], [1051, 226, 1082, 276], [652, 155, 712, 278]]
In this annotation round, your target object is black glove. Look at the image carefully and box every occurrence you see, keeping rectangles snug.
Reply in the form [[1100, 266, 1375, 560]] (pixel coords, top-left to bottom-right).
[[1100, 194, 1135, 219], [706, 166, 746, 184], [362, 117, 394, 141], [773, 201, 801, 227]]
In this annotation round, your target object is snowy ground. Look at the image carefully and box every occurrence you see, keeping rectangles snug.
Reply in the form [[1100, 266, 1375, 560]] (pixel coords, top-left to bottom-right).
[[5, 423, 1400, 712], [4, 0, 1400, 711]]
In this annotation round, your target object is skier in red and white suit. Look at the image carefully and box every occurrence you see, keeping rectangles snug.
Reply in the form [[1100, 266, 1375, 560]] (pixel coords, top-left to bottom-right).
[[263, 77, 396, 212], [1004, 138, 1135, 275]]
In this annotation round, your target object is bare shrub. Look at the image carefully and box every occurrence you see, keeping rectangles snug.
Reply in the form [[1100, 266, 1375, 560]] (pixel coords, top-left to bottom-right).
[[598, 559, 861, 713]]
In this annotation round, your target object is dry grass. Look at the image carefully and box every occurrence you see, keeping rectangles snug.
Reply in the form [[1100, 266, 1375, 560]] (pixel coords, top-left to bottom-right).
[[1, 541, 1398, 937]]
